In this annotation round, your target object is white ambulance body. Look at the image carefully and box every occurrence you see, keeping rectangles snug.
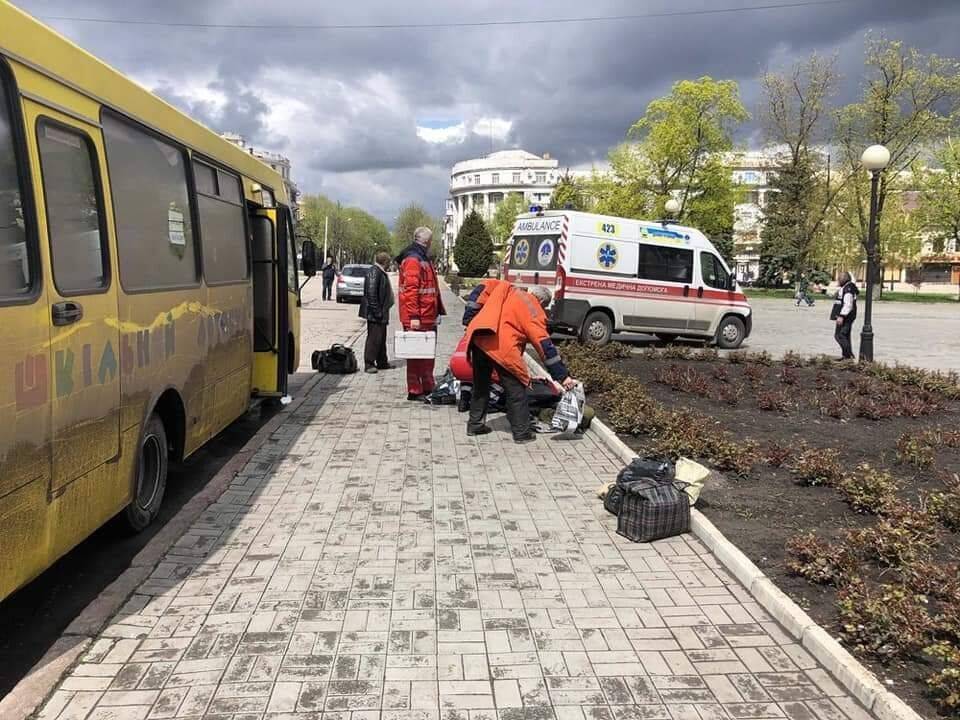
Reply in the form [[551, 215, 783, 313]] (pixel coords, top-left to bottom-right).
[[503, 210, 752, 348]]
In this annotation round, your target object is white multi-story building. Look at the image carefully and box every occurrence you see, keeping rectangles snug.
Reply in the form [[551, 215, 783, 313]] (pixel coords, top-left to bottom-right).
[[730, 151, 778, 281], [221, 132, 300, 216], [446, 150, 562, 246]]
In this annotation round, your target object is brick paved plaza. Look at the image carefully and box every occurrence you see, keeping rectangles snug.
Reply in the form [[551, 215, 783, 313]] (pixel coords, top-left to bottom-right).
[[35, 287, 877, 720]]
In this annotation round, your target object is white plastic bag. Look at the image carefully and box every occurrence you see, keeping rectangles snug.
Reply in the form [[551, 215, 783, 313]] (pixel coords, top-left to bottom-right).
[[551, 383, 585, 434], [675, 457, 710, 506]]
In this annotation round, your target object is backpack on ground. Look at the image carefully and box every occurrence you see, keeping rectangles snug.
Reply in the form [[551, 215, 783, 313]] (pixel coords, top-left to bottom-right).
[[311, 344, 358, 374], [603, 457, 674, 516]]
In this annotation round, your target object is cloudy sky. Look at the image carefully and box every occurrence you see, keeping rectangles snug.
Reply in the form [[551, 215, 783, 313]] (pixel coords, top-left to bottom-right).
[[14, 0, 960, 226]]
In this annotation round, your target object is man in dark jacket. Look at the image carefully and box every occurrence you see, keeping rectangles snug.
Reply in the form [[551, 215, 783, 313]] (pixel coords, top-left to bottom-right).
[[359, 251, 394, 373], [832, 271, 859, 360], [321, 256, 337, 301]]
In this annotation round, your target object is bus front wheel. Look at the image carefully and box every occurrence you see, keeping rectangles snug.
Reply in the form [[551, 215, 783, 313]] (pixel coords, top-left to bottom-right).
[[124, 413, 169, 532]]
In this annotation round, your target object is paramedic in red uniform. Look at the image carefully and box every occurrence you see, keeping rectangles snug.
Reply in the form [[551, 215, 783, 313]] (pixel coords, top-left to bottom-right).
[[464, 284, 577, 443], [396, 226, 446, 400]]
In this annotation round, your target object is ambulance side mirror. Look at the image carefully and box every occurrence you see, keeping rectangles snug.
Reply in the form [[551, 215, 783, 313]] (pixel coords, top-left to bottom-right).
[[729, 272, 737, 289]]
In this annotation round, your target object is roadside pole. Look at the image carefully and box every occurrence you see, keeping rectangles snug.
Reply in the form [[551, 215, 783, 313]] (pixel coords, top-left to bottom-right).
[[323, 215, 329, 261]]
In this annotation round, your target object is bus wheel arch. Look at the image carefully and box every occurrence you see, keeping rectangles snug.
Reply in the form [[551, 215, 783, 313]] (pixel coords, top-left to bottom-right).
[[123, 389, 183, 533], [715, 314, 747, 349], [579, 308, 614, 346]]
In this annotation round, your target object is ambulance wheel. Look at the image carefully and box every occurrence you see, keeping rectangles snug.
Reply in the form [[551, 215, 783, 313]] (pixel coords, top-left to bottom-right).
[[716, 315, 746, 349], [124, 413, 168, 533], [655, 333, 678, 344], [580, 311, 612, 346]]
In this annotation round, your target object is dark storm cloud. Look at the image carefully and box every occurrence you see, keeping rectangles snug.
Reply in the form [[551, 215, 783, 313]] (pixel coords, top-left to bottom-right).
[[16, 0, 960, 222]]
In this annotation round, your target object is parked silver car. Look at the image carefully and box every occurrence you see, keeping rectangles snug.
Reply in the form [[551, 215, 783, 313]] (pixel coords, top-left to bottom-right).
[[336, 264, 371, 303]]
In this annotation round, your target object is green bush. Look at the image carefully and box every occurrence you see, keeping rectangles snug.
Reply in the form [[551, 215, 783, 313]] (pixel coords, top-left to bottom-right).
[[838, 579, 935, 661], [453, 209, 494, 278]]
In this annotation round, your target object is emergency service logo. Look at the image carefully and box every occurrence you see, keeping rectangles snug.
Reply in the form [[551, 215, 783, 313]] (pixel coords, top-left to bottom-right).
[[537, 239, 555, 267], [597, 243, 618, 269], [513, 239, 530, 266]]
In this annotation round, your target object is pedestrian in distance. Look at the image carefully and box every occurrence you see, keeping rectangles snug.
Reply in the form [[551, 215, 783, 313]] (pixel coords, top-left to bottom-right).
[[396, 227, 446, 400], [321, 255, 337, 301], [359, 251, 394, 373], [831, 271, 859, 360], [464, 283, 578, 444], [795, 278, 815, 307]]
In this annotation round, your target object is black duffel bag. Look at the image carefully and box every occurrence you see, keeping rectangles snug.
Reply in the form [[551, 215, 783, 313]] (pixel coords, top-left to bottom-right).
[[603, 457, 674, 516], [616, 477, 691, 543], [311, 344, 358, 374]]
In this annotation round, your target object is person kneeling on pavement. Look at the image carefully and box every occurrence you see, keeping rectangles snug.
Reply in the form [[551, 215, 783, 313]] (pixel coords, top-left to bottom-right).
[[464, 283, 577, 443]]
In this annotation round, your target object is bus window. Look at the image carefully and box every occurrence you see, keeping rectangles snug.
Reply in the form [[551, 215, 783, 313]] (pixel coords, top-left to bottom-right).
[[194, 160, 247, 285], [37, 121, 107, 294], [0, 71, 30, 298], [102, 111, 198, 292], [251, 215, 275, 351]]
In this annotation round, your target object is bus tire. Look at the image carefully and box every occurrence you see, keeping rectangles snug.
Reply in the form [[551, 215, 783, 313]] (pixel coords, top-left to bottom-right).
[[655, 333, 678, 344], [123, 413, 168, 533], [580, 311, 612, 346], [716, 315, 746, 349]]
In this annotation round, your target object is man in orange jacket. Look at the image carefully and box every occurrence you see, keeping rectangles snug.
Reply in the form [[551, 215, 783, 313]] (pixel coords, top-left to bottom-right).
[[395, 226, 446, 399], [464, 283, 577, 443]]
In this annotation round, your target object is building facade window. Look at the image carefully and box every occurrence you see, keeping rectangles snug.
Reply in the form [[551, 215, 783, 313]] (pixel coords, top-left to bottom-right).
[[491, 173, 499, 184], [474, 174, 480, 185], [536, 172, 546, 184], [512, 172, 521, 184]]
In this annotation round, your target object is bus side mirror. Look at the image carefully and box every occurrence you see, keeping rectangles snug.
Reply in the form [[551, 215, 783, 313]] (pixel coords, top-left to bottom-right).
[[301, 239, 318, 277], [729, 272, 737, 289]]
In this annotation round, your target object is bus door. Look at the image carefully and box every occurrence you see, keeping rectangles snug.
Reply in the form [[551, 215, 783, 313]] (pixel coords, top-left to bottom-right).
[[26, 104, 121, 503], [250, 205, 290, 396]]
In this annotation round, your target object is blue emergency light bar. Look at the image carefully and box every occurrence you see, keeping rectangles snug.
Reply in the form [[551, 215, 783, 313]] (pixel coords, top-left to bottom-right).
[[529, 204, 544, 215]]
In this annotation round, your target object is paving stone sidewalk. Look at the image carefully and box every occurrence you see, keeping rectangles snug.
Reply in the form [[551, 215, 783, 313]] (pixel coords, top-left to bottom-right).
[[36, 287, 877, 720]]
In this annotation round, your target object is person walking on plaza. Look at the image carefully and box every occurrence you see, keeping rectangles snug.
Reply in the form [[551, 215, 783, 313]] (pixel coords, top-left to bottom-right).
[[464, 283, 577, 443], [396, 227, 446, 400], [321, 255, 337, 301], [359, 251, 394, 373], [832, 271, 859, 360]]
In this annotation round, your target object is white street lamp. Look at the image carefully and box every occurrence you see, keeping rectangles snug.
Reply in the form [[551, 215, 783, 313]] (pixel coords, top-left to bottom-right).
[[858, 144, 890, 362], [664, 198, 681, 216]]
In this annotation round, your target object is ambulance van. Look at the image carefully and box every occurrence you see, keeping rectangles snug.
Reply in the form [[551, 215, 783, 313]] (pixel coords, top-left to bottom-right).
[[502, 209, 752, 348]]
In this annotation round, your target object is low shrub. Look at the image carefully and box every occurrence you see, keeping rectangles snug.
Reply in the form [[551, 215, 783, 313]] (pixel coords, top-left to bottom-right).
[[743, 364, 766, 386], [764, 441, 799, 468], [838, 579, 936, 661], [661, 345, 693, 360], [897, 431, 937, 469], [692, 348, 719, 362], [727, 351, 747, 365], [714, 382, 744, 406], [854, 396, 898, 420], [782, 350, 806, 368], [743, 350, 774, 366], [925, 642, 960, 713], [711, 365, 730, 383], [928, 491, 960, 532], [756, 389, 791, 412], [903, 561, 960, 603], [790, 447, 844, 486], [785, 532, 859, 586], [836, 464, 899, 515], [817, 391, 847, 419], [778, 366, 800, 386], [847, 507, 941, 568]]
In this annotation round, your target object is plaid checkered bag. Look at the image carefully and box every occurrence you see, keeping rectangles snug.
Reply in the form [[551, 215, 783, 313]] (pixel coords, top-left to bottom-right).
[[616, 477, 690, 543]]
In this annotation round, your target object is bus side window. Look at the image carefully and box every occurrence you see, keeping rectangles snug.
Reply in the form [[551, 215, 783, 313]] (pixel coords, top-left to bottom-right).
[[0, 66, 32, 299], [37, 121, 108, 295]]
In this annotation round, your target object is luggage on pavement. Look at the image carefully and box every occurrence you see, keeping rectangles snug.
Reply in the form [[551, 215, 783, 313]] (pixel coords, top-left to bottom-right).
[[426, 370, 460, 405], [311, 344, 358, 374], [616, 477, 691, 543]]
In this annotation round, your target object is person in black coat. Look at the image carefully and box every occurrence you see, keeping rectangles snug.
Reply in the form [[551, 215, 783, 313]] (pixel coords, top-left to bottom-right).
[[359, 251, 395, 372], [321, 256, 337, 301]]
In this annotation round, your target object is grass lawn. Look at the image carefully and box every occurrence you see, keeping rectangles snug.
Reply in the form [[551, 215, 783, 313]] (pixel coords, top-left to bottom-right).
[[563, 343, 960, 719]]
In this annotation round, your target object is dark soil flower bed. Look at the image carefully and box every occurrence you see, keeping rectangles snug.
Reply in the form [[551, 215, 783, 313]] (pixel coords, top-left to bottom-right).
[[563, 344, 960, 719]]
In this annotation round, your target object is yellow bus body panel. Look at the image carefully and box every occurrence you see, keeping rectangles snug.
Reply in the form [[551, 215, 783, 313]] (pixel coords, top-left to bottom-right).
[[0, 0, 295, 600]]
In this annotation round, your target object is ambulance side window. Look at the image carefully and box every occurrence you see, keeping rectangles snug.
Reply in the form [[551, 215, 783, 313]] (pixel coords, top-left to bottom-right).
[[700, 252, 730, 290], [637, 244, 692, 284]]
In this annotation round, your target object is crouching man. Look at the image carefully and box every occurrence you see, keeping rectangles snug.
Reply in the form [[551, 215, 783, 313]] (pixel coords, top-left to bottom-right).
[[464, 284, 577, 443]]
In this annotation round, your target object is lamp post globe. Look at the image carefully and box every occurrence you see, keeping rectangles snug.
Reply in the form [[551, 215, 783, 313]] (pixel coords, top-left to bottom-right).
[[860, 144, 890, 171], [858, 144, 888, 363], [664, 198, 681, 216]]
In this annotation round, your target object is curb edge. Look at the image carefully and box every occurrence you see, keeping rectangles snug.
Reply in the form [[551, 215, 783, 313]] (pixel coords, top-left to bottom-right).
[[585, 412, 921, 720]]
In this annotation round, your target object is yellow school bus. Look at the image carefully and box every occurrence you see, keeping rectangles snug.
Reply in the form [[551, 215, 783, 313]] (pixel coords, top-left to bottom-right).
[[0, 2, 318, 601]]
